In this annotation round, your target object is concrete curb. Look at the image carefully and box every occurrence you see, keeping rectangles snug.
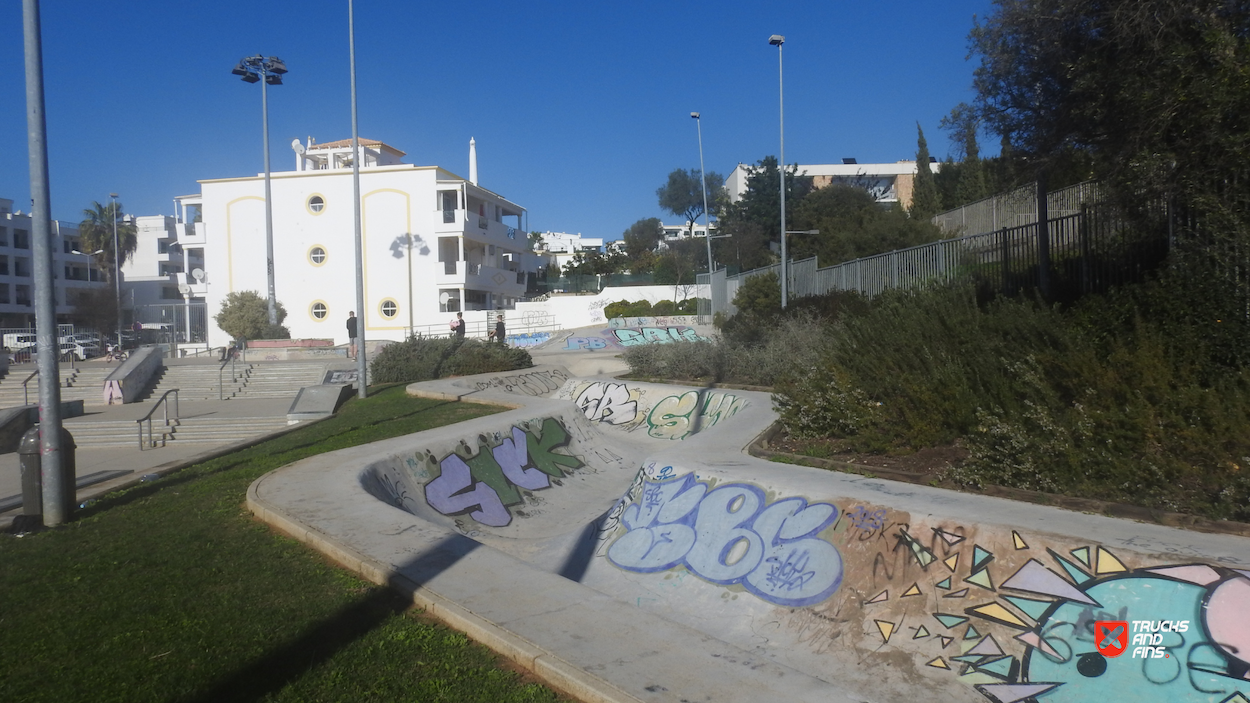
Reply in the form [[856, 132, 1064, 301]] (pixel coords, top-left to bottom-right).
[[246, 472, 644, 703]]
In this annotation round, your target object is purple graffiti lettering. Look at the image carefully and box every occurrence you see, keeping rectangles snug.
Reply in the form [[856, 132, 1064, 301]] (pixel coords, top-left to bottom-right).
[[492, 427, 549, 490], [424, 454, 511, 527]]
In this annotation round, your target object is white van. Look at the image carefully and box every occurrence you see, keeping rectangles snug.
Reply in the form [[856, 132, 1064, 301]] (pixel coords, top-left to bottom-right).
[[2, 333, 37, 350]]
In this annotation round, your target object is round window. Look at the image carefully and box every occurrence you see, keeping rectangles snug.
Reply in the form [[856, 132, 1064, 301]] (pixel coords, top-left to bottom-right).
[[310, 301, 328, 320], [308, 246, 327, 266], [307, 195, 326, 214], [379, 299, 398, 319]]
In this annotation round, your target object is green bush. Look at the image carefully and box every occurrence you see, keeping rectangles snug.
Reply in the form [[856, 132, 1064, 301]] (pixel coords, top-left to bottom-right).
[[677, 298, 701, 315], [650, 300, 676, 315], [604, 299, 652, 319], [370, 336, 532, 384]]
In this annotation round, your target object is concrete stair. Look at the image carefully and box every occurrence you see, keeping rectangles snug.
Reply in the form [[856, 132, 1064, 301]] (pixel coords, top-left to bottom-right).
[[64, 414, 293, 448], [0, 364, 115, 407], [234, 363, 330, 400], [146, 364, 251, 401]]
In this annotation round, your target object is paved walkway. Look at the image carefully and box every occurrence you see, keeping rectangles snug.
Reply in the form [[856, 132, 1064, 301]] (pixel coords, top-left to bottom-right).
[[0, 396, 303, 529]]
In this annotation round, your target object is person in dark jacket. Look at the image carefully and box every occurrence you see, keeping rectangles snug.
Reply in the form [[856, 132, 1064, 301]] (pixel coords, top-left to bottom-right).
[[346, 311, 358, 358], [488, 314, 505, 344]]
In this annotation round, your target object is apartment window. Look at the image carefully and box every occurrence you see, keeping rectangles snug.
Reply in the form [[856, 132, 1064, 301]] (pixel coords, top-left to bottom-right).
[[440, 191, 456, 223], [161, 287, 181, 300], [379, 299, 398, 319], [308, 245, 327, 266], [0, 284, 10, 304], [307, 194, 326, 215], [159, 240, 170, 254], [0, 227, 7, 246], [14, 230, 28, 249], [310, 301, 328, 320]]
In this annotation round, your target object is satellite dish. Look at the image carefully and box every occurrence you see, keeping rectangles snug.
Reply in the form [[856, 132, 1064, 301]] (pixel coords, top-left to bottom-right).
[[291, 138, 305, 155], [191, 268, 205, 282], [178, 284, 192, 295], [438, 292, 451, 305]]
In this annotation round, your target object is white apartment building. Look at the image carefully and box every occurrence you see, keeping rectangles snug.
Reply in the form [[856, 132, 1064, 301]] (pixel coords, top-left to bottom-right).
[[532, 231, 603, 271], [188, 137, 534, 347], [124, 214, 206, 342], [725, 160, 930, 209], [0, 197, 108, 329]]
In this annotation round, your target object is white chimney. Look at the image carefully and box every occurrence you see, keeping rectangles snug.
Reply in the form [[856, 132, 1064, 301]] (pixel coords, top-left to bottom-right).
[[469, 137, 478, 185]]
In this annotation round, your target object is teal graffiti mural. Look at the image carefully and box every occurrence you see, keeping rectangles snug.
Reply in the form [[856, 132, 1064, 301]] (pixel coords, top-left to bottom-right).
[[646, 390, 745, 440]]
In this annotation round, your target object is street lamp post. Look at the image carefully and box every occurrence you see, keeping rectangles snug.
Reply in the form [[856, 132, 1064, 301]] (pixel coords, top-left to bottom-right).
[[231, 54, 287, 327], [110, 192, 122, 349], [348, 0, 367, 399], [691, 112, 714, 321], [71, 248, 103, 282], [769, 34, 788, 308]]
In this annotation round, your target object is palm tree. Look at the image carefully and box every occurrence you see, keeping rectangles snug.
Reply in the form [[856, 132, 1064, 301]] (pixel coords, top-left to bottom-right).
[[78, 201, 137, 283]]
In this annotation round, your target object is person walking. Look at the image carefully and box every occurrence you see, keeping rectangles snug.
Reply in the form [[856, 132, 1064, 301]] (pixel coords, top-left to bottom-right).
[[346, 311, 358, 359], [488, 313, 506, 344], [450, 312, 465, 339]]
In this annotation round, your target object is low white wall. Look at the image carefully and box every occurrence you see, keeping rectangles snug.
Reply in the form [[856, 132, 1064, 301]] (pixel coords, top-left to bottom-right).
[[516, 284, 707, 330]]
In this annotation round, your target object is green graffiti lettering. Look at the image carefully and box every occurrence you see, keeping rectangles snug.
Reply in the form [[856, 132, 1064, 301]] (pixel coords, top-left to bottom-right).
[[526, 417, 584, 477]]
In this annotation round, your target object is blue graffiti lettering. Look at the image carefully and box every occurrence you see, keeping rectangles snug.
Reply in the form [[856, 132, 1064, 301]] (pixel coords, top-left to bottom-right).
[[607, 473, 843, 607]]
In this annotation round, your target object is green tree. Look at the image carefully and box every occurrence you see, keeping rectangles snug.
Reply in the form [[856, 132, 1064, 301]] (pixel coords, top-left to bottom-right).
[[910, 124, 941, 219], [716, 156, 813, 272], [792, 185, 943, 266], [215, 290, 289, 341], [939, 103, 989, 207], [621, 217, 663, 258], [657, 169, 725, 236], [966, 0, 1250, 216], [68, 287, 119, 334], [78, 201, 137, 282]]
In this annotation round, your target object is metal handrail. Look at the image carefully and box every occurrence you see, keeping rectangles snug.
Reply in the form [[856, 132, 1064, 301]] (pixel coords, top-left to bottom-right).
[[218, 352, 240, 400], [137, 389, 180, 450], [22, 369, 38, 406]]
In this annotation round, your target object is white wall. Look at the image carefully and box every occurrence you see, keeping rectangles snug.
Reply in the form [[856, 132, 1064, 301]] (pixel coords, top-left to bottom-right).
[[515, 284, 706, 330]]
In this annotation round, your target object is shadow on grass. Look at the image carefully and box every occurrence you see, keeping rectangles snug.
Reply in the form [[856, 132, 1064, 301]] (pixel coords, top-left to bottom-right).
[[183, 532, 480, 703]]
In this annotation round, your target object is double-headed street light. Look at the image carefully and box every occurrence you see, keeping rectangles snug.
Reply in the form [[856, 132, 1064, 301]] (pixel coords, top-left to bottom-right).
[[231, 54, 288, 326], [691, 111, 714, 320], [71, 248, 104, 282], [769, 34, 788, 308]]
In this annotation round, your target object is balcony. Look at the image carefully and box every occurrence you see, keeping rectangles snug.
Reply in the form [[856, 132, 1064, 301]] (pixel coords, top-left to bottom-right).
[[436, 261, 526, 293], [433, 209, 523, 246]]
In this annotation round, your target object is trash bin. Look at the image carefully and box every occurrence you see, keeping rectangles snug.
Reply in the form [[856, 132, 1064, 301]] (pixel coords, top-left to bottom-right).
[[19, 426, 77, 520]]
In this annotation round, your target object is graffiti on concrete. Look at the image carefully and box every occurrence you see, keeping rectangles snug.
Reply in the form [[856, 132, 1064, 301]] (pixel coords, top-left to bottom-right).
[[506, 332, 552, 348], [423, 417, 584, 527], [562, 325, 709, 351], [575, 381, 638, 425], [473, 368, 568, 396], [613, 326, 707, 346], [646, 390, 745, 440], [789, 505, 1250, 703], [606, 472, 844, 607], [608, 315, 701, 329]]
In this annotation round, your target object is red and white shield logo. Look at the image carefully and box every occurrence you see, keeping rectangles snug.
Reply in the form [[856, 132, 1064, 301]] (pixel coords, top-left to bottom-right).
[[1095, 620, 1129, 658]]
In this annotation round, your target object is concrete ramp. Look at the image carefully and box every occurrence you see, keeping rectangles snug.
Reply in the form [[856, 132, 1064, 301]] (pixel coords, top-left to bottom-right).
[[249, 368, 1250, 703]]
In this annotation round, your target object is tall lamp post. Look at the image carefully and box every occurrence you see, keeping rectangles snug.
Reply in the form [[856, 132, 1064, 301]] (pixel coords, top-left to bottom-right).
[[231, 54, 287, 327], [348, 0, 367, 399], [691, 112, 714, 320], [109, 192, 122, 349], [769, 34, 788, 308]]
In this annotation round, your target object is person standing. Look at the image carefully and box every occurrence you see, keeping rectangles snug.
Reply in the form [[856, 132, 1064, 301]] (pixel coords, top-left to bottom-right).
[[450, 312, 465, 339], [346, 311, 358, 359], [488, 313, 506, 344]]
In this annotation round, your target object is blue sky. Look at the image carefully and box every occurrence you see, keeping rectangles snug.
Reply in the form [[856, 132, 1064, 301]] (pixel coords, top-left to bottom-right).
[[0, 0, 993, 240]]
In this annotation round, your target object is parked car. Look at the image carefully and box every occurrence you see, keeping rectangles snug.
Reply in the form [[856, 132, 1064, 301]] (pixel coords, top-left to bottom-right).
[[11, 342, 99, 362]]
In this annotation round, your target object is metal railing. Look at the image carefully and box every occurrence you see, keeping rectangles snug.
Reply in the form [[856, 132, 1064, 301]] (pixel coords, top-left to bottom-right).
[[137, 389, 179, 450], [21, 368, 72, 406], [218, 353, 241, 400]]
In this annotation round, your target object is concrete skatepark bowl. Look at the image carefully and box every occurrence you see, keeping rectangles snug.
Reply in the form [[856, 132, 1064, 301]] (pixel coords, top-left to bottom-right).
[[249, 365, 1250, 703]]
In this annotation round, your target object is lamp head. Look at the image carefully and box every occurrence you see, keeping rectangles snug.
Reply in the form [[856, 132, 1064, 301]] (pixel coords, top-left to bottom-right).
[[231, 63, 249, 77], [265, 58, 287, 74], [264, 73, 283, 85], [241, 72, 260, 84], [691, 112, 700, 119], [769, 34, 785, 46]]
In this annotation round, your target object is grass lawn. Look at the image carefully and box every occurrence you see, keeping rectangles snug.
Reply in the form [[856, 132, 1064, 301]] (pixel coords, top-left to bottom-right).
[[0, 385, 570, 703]]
